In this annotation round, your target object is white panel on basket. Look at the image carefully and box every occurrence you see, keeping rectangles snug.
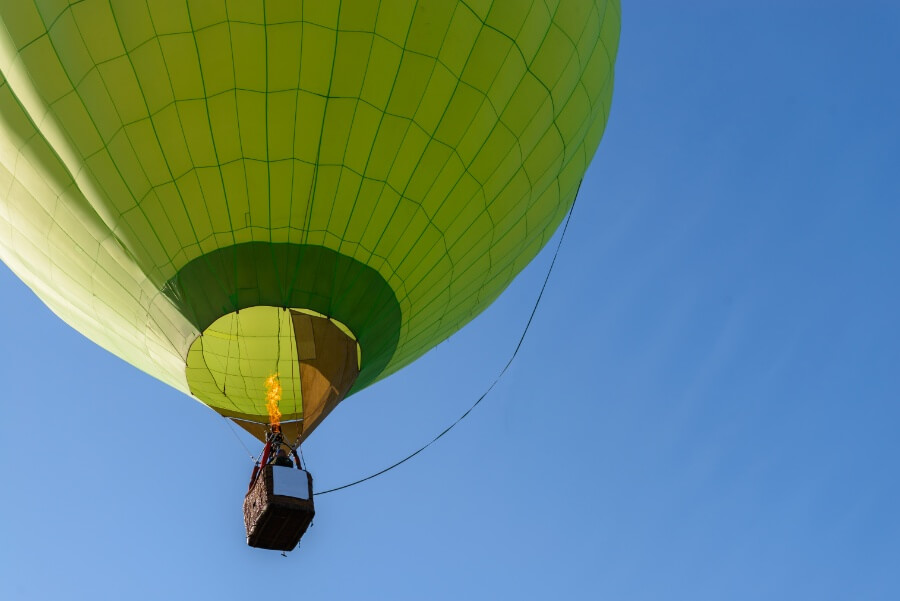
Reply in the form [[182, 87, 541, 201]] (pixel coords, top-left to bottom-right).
[[272, 466, 310, 500]]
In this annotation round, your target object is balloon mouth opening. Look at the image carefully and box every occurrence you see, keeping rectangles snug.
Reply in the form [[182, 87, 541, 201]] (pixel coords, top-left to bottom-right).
[[184, 306, 361, 442], [162, 242, 402, 393]]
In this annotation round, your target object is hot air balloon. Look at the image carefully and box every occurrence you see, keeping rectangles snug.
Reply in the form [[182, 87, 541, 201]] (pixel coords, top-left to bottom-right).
[[0, 0, 619, 549]]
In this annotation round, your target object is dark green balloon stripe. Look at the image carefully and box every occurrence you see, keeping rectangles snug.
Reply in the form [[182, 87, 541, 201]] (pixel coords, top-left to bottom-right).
[[163, 242, 401, 391]]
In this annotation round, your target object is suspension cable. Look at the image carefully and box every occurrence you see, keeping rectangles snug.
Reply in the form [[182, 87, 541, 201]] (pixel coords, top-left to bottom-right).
[[219, 415, 258, 462], [314, 189, 581, 496]]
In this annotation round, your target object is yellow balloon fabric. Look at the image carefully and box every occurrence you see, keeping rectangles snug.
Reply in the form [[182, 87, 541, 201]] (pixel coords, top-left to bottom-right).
[[0, 0, 619, 430]]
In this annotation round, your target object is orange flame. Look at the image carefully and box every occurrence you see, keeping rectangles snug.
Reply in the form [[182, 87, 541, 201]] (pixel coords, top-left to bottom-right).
[[265, 372, 282, 428]]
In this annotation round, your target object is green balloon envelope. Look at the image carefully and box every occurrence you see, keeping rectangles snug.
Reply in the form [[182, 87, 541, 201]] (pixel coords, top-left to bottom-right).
[[0, 1, 620, 431]]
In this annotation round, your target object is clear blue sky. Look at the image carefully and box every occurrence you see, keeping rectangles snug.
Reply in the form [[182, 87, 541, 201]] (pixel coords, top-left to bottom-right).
[[2, 2, 899, 599]]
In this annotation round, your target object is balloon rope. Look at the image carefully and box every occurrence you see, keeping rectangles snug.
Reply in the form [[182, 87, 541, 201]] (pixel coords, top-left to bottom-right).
[[219, 416, 258, 463], [315, 185, 582, 496]]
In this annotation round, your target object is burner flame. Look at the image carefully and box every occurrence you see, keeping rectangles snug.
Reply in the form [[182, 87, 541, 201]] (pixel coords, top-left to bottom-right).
[[265, 372, 282, 428]]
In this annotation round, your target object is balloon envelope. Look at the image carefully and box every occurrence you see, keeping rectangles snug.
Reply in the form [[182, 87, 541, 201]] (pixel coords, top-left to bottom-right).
[[0, 0, 620, 439]]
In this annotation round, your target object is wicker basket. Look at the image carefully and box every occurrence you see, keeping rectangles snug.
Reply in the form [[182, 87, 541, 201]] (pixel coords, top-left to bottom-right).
[[243, 464, 315, 550]]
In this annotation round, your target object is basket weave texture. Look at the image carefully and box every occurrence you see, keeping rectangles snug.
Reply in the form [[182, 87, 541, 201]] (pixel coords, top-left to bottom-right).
[[243, 465, 315, 550]]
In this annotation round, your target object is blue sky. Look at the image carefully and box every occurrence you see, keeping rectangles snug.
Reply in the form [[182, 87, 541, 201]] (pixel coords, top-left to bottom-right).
[[2, 2, 899, 599]]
